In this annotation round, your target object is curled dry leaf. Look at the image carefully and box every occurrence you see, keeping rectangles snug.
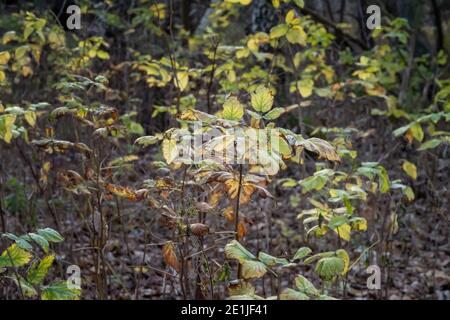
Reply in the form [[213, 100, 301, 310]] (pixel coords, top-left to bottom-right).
[[195, 202, 214, 213], [296, 137, 340, 162], [58, 170, 91, 195], [237, 220, 247, 240], [190, 223, 210, 237], [162, 241, 180, 273], [32, 139, 93, 155], [105, 183, 139, 201], [223, 206, 235, 222]]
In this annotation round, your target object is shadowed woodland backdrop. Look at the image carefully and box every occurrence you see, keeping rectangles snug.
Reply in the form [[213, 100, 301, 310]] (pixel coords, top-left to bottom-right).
[[0, 0, 449, 300]]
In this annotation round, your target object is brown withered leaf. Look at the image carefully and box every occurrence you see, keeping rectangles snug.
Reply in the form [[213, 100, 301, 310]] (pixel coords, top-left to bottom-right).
[[92, 210, 109, 245], [135, 189, 149, 201], [58, 170, 91, 195], [224, 179, 257, 204], [105, 183, 138, 201], [223, 206, 235, 222], [195, 202, 213, 213], [162, 241, 180, 273], [208, 187, 223, 207], [228, 280, 256, 296], [32, 139, 93, 155], [295, 137, 340, 162], [190, 223, 210, 237], [237, 220, 247, 241]]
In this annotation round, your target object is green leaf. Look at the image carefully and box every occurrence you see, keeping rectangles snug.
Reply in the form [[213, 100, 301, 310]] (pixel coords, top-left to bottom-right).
[[251, 86, 274, 113], [315, 256, 345, 281], [96, 50, 110, 60], [24, 26, 34, 40], [264, 107, 284, 120], [286, 26, 307, 45], [41, 281, 80, 300], [281, 178, 298, 188], [303, 251, 334, 264], [241, 260, 267, 279], [2, 233, 32, 250], [293, 0, 305, 8], [257, 252, 289, 267], [222, 96, 244, 121], [328, 215, 349, 229], [378, 166, 390, 193], [0, 114, 17, 143], [135, 135, 159, 146], [24, 233, 49, 253], [27, 255, 55, 285], [297, 79, 314, 98], [404, 186, 415, 201], [318, 294, 337, 300], [13, 275, 38, 297], [246, 109, 262, 120], [417, 139, 442, 151], [269, 24, 289, 39], [335, 249, 350, 275], [15, 45, 29, 59], [270, 131, 292, 158], [295, 274, 319, 296], [280, 288, 309, 300], [224, 240, 256, 263], [2, 31, 17, 44], [36, 228, 64, 243], [410, 123, 424, 142], [299, 174, 328, 193], [0, 244, 32, 267], [292, 247, 312, 261]]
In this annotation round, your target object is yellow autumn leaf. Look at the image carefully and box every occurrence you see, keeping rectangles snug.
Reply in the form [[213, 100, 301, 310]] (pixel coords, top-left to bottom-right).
[[334, 223, 351, 242], [408, 123, 423, 142], [22, 66, 33, 77], [241, 260, 267, 279], [297, 79, 314, 98], [222, 96, 244, 120], [336, 249, 350, 275], [0, 114, 16, 143], [251, 86, 274, 113], [286, 26, 307, 45], [0, 51, 11, 65], [174, 71, 189, 91], [285, 10, 296, 24], [402, 160, 417, 180], [2, 31, 16, 45], [24, 110, 36, 127], [269, 24, 288, 39], [162, 138, 178, 164], [225, 0, 252, 5]]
